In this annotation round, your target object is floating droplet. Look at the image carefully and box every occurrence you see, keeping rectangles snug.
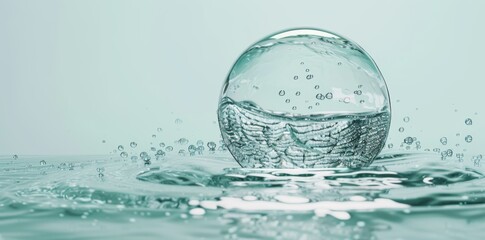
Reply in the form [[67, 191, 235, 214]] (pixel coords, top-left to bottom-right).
[[465, 118, 473, 125], [295, 91, 301, 96], [165, 146, 174, 152], [399, 127, 404, 132], [465, 135, 473, 143], [207, 141, 217, 151], [440, 137, 448, 145], [130, 142, 137, 148], [403, 117, 410, 122], [279, 90, 286, 96], [306, 74, 313, 80], [120, 152, 128, 158], [40, 160, 46, 166], [118, 145, 124, 151], [314, 85, 320, 89], [285, 99, 290, 103], [316, 93, 324, 100], [157, 127, 163, 132], [293, 76, 298, 80], [404, 137, 413, 145], [325, 92, 333, 99]]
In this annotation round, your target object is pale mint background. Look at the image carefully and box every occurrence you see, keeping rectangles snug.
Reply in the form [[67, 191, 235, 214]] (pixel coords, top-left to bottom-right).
[[1, 0, 484, 155]]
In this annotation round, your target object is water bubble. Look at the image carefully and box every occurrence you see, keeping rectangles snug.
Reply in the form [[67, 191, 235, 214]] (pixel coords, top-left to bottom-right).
[[440, 137, 448, 145], [465, 118, 472, 125], [446, 149, 453, 157], [465, 135, 473, 143], [159, 142, 165, 148], [196, 140, 204, 146], [285, 99, 290, 103], [178, 138, 189, 145], [218, 28, 391, 168], [188, 145, 197, 154], [404, 137, 413, 145], [130, 142, 137, 148], [175, 118, 183, 124], [403, 117, 410, 122], [117, 145, 124, 151], [295, 91, 301, 96], [152, 134, 156, 138], [293, 76, 298, 80], [353, 90, 362, 95], [399, 127, 404, 132], [120, 152, 128, 158], [40, 160, 46, 166], [157, 127, 163, 132], [150, 147, 156, 152], [207, 141, 217, 151], [102, 140, 106, 143], [165, 146, 174, 152], [387, 143, 393, 149], [12, 155, 18, 160]]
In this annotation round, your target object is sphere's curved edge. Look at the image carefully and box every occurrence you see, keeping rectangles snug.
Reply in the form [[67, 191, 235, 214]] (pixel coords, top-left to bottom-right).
[[269, 28, 340, 40]]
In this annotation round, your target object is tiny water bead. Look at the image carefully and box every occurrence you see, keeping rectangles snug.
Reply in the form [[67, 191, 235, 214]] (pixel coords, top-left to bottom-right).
[[218, 28, 391, 168], [130, 142, 137, 148], [465, 135, 473, 143], [12, 154, 18, 160], [465, 118, 473, 125]]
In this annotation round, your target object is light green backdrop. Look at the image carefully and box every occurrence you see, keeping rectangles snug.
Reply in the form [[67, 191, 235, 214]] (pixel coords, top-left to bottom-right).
[[1, 0, 484, 155]]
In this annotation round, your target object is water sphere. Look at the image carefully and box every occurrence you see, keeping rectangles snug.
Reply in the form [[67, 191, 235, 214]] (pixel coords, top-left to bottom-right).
[[218, 28, 391, 168]]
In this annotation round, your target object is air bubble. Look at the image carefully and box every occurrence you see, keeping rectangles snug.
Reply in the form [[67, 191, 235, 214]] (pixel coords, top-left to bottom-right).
[[293, 76, 298, 80], [353, 90, 362, 95], [305, 69, 310, 72], [325, 92, 333, 99], [465, 135, 473, 143], [157, 128, 163, 132], [399, 127, 404, 132], [120, 152, 128, 158], [279, 90, 286, 96], [440, 137, 447, 145], [465, 118, 472, 125], [40, 160, 46, 166], [175, 118, 183, 124], [118, 145, 124, 151], [295, 91, 301, 96], [316, 93, 324, 100], [165, 146, 174, 152], [403, 117, 410, 122], [314, 85, 319, 89], [404, 137, 413, 145], [285, 99, 290, 103], [130, 142, 137, 148], [306, 74, 313, 80], [292, 106, 297, 110], [207, 141, 217, 151]]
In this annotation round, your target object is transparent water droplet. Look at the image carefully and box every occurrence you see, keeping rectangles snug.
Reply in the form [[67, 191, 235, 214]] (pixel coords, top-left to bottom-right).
[[337, 62, 342, 65], [285, 99, 290, 103], [399, 127, 404, 132], [440, 137, 448, 145], [120, 152, 128, 158], [465, 135, 473, 143], [403, 117, 410, 122], [293, 76, 298, 80], [305, 68, 310, 72], [40, 160, 46, 166], [130, 142, 137, 148], [196, 140, 204, 146], [159, 142, 165, 148], [102, 140, 106, 143], [295, 91, 301, 96], [325, 92, 333, 99], [178, 138, 189, 145], [157, 127, 163, 132], [165, 146, 174, 152], [388, 143, 393, 149], [404, 137, 413, 145], [175, 118, 183, 124], [152, 134, 156, 138], [306, 74, 313, 80], [207, 141, 217, 151], [292, 106, 297, 110], [353, 90, 362, 95], [465, 118, 473, 125], [343, 97, 350, 103], [188, 145, 197, 154], [279, 90, 286, 96], [117, 145, 124, 151], [316, 93, 324, 100]]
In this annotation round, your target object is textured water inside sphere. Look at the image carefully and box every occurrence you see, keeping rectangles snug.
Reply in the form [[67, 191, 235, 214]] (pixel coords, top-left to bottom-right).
[[218, 29, 391, 168]]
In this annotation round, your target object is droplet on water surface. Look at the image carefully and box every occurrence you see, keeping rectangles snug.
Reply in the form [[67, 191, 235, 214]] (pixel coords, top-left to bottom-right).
[[217, 28, 391, 168]]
